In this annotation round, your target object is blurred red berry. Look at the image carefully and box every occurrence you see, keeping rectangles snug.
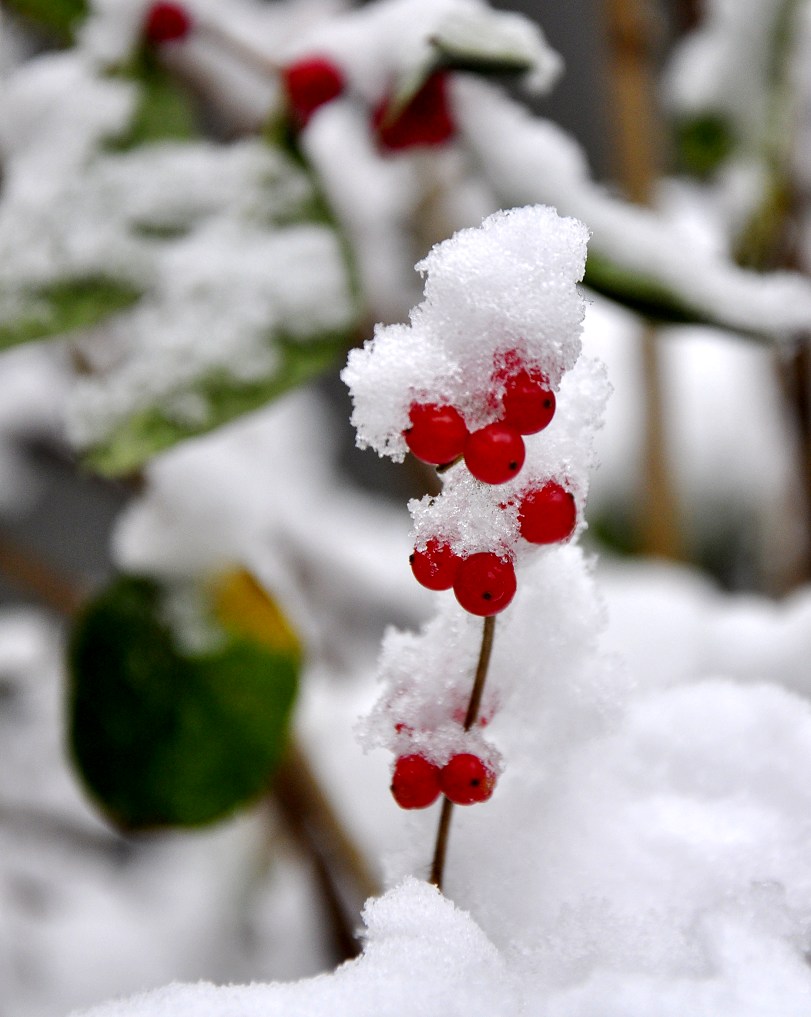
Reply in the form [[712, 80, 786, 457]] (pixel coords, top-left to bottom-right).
[[440, 753, 496, 805], [405, 402, 467, 464], [502, 369, 556, 434], [282, 57, 345, 128], [373, 71, 455, 151], [410, 539, 462, 591], [453, 552, 516, 616], [464, 422, 525, 484], [144, 2, 193, 44], [391, 754, 442, 809], [518, 481, 577, 544]]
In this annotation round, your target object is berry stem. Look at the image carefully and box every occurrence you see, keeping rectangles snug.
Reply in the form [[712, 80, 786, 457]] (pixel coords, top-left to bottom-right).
[[195, 17, 280, 76], [435, 454, 463, 474], [429, 614, 496, 891], [463, 614, 496, 730]]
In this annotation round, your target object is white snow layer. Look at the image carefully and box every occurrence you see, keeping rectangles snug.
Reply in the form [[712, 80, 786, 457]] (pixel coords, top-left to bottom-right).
[[343, 205, 591, 461], [662, 0, 787, 147], [67, 559, 811, 1016], [453, 79, 811, 336]]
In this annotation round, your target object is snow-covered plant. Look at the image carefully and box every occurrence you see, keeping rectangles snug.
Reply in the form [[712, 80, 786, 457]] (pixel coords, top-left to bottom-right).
[[344, 203, 608, 888], [6, 0, 811, 1012]]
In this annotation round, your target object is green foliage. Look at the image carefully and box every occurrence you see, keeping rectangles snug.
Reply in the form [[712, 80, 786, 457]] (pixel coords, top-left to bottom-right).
[[584, 251, 698, 326], [106, 53, 200, 151], [2, 0, 87, 43], [674, 113, 735, 178], [0, 276, 141, 351], [83, 334, 348, 476], [68, 576, 299, 830]]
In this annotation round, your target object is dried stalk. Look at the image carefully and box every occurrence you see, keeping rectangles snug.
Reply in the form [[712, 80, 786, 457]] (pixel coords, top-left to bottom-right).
[[602, 0, 681, 559]]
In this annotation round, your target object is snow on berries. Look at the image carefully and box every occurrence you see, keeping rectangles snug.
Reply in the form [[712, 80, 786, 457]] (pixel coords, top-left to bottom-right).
[[346, 205, 609, 814]]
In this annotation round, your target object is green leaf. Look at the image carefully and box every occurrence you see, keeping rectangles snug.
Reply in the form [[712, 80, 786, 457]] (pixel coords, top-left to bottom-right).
[[0, 276, 142, 350], [583, 251, 698, 327], [82, 333, 347, 477], [68, 576, 299, 830], [674, 114, 735, 178], [106, 56, 199, 151], [584, 251, 784, 341], [2, 0, 88, 43]]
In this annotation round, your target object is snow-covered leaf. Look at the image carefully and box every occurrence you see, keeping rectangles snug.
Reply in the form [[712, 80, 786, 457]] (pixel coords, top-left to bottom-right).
[[106, 57, 200, 151], [430, 6, 561, 82], [0, 275, 141, 350], [68, 573, 300, 830], [82, 334, 347, 477]]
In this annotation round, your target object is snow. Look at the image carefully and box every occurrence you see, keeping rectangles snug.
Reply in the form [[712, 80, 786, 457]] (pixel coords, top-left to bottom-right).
[[342, 205, 590, 462], [112, 388, 425, 668], [454, 79, 811, 336], [283, 0, 561, 102], [4, 1, 811, 1014], [662, 0, 787, 149]]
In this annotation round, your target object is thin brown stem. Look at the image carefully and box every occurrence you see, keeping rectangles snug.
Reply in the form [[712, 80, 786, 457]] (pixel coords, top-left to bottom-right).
[[275, 741, 381, 905], [196, 18, 280, 77], [429, 796, 454, 889], [463, 614, 496, 730], [602, 0, 681, 559], [0, 531, 87, 617], [429, 614, 496, 892]]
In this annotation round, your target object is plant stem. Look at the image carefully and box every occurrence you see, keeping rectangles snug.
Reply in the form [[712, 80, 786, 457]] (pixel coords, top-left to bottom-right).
[[429, 614, 496, 892], [429, 797, 454, 889], [463, 614, 496, 730], [196, 18, 280, 77], [602, 0, 682, 560], [0, 531, 87, 617]]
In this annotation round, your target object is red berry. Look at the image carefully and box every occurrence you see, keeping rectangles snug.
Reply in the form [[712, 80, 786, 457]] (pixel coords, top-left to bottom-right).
[[453, 552, 516, 616], [502, 370, 556, 434], [410, 539, 462, 591], [464, 422, 525, 485], [440, 753, 496, 805], [373, 71, 455, 151], [282, 57, 345, 128], [405, 403, 467, 464], [391, 754, 442, 809], [143, 2, 193, 44], [518, 482, 577, 544]]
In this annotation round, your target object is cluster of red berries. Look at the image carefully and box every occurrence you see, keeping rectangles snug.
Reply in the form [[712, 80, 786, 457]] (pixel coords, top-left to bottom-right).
[[142, 4, 454, 150], [406, 353, 576, 617], [282, 58, 455, 149], [391, 752, 495, 809], [405, 356, 556, 480]]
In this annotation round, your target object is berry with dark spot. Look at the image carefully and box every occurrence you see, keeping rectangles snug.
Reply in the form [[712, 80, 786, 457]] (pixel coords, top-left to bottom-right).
[[391, 754, 442, 809], [440, 753, 496, 805], [452, 552, 516, 616], [464, 422, 525, 485], [502, 369, 556, 434]]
